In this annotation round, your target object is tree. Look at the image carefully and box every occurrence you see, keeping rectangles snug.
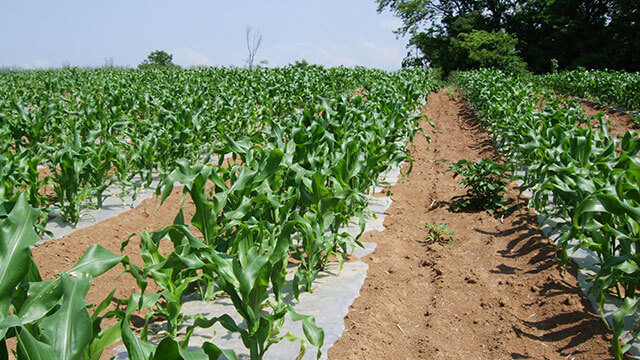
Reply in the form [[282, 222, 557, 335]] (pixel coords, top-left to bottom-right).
[[505, 0, 639, 72], [606, 0, 640, 70], [138, 50, 179, 69], [377, 1, 524, 74], [290, 59, 325, 70], [103, 57, 114, 69], [377, 0, 640, 73], [244, 26, 263, 70], [453, 30, 528, 74]]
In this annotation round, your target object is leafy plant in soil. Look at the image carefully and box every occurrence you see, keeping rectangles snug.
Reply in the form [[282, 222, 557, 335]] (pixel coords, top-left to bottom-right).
[[446, 157, 511, 214], [424, 222, 454, 244]]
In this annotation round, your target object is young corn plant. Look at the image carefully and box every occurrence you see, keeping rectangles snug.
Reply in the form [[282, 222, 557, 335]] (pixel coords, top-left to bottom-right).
[[125, 146, 325, 359], [456, 68, 640, 359], [50, 127, 93, 224], [0, 66, 440, 359], [0, 193, 127, 360], [568, 137, 640, 358]]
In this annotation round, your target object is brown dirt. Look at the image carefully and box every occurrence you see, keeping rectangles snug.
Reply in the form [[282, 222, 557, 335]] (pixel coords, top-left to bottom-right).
[[581, 100, 638, 138], [329, 89, 614, 360], [36, 165, 56, 201]]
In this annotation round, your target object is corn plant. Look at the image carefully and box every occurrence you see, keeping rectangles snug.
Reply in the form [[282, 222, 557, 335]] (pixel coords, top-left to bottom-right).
[[456, 68, 640, 358], [0, 193, 127, 359], [0, 67, 440, 225], [534, 69, 640, 112], [1, 66, 441, 359], [125, 147, 324, 358]]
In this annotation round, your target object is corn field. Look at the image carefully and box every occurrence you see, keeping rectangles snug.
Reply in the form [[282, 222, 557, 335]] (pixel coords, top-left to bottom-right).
[[0, 66, 441, 359], [2, 65, 639, 359]]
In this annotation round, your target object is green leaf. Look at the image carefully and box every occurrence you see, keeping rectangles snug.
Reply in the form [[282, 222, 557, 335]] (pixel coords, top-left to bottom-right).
[[16, 327, 58, 360], [84, 322, 122, 360], [237, 248, 269, 300], [69, 244, 125, 278], [121, 310, 154, 360], [39, 273, 93, 360], [152, 338, 189, 360], [0, 193, 40, 294], [265, 148, 284, 176], [17, 279, 62, 324], [0, 193, 41, 338], [152, 337, 233, 360], [0, 314, 22, 330], [288, 305, 324, 356]]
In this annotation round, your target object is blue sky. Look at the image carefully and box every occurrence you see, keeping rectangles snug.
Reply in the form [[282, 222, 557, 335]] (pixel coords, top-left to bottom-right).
[[0, 1, 407, 70]]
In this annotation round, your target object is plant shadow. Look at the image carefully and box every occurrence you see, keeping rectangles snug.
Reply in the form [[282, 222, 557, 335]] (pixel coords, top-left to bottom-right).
[[473, 203, 613, 358]]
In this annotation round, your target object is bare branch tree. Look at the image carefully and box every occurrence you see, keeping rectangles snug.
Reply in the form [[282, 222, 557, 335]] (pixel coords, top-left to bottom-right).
[[244, 26, 263, 70]]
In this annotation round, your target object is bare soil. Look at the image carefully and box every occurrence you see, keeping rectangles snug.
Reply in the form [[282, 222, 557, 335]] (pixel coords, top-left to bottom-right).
[[581, 100, 638, 138], [329, 89, 613, 359], [19, 90, 616, 359]]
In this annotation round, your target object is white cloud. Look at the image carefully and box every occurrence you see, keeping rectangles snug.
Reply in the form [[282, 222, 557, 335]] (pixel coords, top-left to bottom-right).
[[262, 41, 358, 68], [358, 39, 404, 68], [380, 18, 403, 32], [172, 47, 213, 67]]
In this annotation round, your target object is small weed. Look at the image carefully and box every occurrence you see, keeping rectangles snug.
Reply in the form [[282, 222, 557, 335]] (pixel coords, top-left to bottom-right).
[[630, 115, 640, 129], [425, 222, 454, 244], [446, 89, 459, 101]]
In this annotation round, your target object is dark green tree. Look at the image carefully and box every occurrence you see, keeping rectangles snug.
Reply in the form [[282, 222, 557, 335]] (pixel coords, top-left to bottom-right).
[[138, 50, 179, 69], [377, 1, 525, 75], [290, 59, 325, 70], [606, 0, 640, 70], [453, 30, 528, 74], [506, 0, 613, 72], [377, 0, 640, 73]]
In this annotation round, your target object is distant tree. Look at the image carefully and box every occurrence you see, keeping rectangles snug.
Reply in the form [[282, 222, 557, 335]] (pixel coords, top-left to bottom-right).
[[138, 50, 179, 69], [104, 57, 114, 69], [290, 59, 325, 70], [396, 10, 523, 75], [244, 26, 263, 70], [505, 0, 639, 72], [293, 59, 310, 67]]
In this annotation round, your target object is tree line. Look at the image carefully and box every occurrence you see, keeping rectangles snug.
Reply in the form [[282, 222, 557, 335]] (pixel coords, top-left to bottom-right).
[[377, 0, 639, 74]]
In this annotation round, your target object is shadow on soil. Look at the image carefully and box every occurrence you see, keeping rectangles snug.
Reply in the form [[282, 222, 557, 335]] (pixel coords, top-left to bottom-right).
[[513, 312, 610, 355], [456, 101, 497, 157], [474, 209, 557, 276], [474, 201, 612, 358]]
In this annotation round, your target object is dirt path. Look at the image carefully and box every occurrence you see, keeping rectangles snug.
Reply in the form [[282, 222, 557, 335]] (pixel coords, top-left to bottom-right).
[[329, 89, 613, 359]]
